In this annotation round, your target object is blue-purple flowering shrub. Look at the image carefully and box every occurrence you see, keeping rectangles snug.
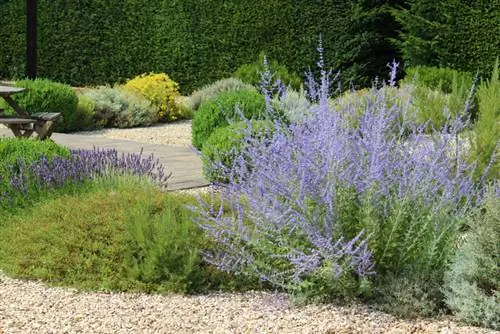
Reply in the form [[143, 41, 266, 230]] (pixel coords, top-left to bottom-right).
[[0, 146, 169, 211], [192, 60, 488, 306]]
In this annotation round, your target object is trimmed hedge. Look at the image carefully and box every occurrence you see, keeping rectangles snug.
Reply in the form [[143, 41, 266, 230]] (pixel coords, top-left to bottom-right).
[[393, 0, 500, 78], [0, 0, 401, 93]]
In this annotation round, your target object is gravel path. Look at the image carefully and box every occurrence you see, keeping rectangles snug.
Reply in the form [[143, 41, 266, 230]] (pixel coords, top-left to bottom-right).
[[76, 120, 193, 147], [1, 122, 497, 333], [1, 272, 496, 334]]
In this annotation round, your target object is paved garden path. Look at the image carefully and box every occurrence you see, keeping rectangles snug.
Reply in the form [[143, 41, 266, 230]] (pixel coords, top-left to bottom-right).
[[0, 127, 209, 191]]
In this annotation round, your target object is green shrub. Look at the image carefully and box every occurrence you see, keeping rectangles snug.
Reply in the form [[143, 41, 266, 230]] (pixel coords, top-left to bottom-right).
[[83, 86, 158, 128], [443, 189, 500, 330], [0, 138, 70, 204], [470, 59, 499, 180], [402, 66, 474, 94], [234, 52, 302, 91], [74, 95, 97, 131], [124, 73, 181, 122], [201, 120, 275, 182], [191, 89, 267, 150], [0, 79, 78, 133], [0, 138, 70, 175], [188, 78, 257, 111], [401, 66, 477, 125]]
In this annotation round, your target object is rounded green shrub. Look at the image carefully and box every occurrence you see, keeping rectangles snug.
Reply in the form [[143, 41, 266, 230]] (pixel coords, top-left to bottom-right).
[[83, 86, 158, 128], [443, 189, 499, 330], [0, 138, 70, 197], [234, 52, 302, 91], [191, 89, 267, 150], [188, 78, 257, 111], [201, 120, 275, 182], [0, 79, 78, 133], [0, 138, 70, 174]]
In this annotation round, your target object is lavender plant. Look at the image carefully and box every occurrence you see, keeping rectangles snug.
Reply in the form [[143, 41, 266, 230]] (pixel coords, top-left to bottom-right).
[[193, 59, 486, 302], [1, 148, 170, 209]]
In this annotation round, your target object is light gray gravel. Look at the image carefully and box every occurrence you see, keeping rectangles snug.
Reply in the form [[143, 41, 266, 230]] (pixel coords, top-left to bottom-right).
[[1, 272, 497, 334], [76, 120, 193, 147]]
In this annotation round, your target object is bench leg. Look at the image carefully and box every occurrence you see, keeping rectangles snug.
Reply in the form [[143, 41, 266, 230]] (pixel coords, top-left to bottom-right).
[[7, 124, 34, 138], [34, 120, 55, 140]]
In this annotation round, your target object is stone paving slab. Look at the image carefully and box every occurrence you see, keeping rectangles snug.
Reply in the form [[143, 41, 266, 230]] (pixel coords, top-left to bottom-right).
[[0, 127, 209, 191]]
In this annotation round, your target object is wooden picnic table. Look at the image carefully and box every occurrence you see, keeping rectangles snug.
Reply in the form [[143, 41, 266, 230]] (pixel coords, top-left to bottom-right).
[[0, 84, 61, 140]]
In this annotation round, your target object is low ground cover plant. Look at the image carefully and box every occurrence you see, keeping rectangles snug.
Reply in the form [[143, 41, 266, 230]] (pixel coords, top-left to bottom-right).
[[195, 62, 490, 316], [0, 176, 262, 293]]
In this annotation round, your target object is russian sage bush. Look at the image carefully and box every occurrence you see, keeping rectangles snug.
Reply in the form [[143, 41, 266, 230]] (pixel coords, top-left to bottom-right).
[[193, 60, 486, 302]]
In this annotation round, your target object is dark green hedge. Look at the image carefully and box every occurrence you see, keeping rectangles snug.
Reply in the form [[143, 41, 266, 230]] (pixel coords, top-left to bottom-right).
[[0, 0, 401, 93], [393, 0, 500, 78]]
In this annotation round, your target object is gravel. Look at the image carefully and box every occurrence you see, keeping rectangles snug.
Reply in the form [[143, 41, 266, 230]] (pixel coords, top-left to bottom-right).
[[76, 120, 193, 147], [1, 272, 497, 334], [1, 122, 497, 333]]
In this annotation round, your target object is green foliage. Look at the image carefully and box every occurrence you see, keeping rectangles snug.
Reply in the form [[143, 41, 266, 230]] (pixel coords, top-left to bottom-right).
[[0, 177, 259, 293], [0, 138, 70, 212], [83, 86, 158, 128], [201, 120, 275, 182], [123, 192, 205, 292], [443, 189, 500, 330], [0, 138, 69, 175], [124, 73, 182, 122], [401, 65, 477, 125], [234, 52, 302, 91], [74, 95, 97, 131], [188, 78, 257, 111], [0, 79, 78, 133], [0, 0, 400, 93], [393, 0, 500, 78], [402, 66, 475, 94], [191, 89, 266, 150], [470, 60, 500, 180]]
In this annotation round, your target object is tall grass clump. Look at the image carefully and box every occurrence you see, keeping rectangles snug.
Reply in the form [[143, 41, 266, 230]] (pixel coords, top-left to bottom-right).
[[470, 59, 499, 181], [193, 59, 487, 310]]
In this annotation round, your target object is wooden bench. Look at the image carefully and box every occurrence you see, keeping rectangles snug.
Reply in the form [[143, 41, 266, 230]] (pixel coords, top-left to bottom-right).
[[0, 109, 61, 140]]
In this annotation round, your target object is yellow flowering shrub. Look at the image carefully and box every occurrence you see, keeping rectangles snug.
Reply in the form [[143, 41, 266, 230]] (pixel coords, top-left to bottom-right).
[[124, 73, 181, 122]]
